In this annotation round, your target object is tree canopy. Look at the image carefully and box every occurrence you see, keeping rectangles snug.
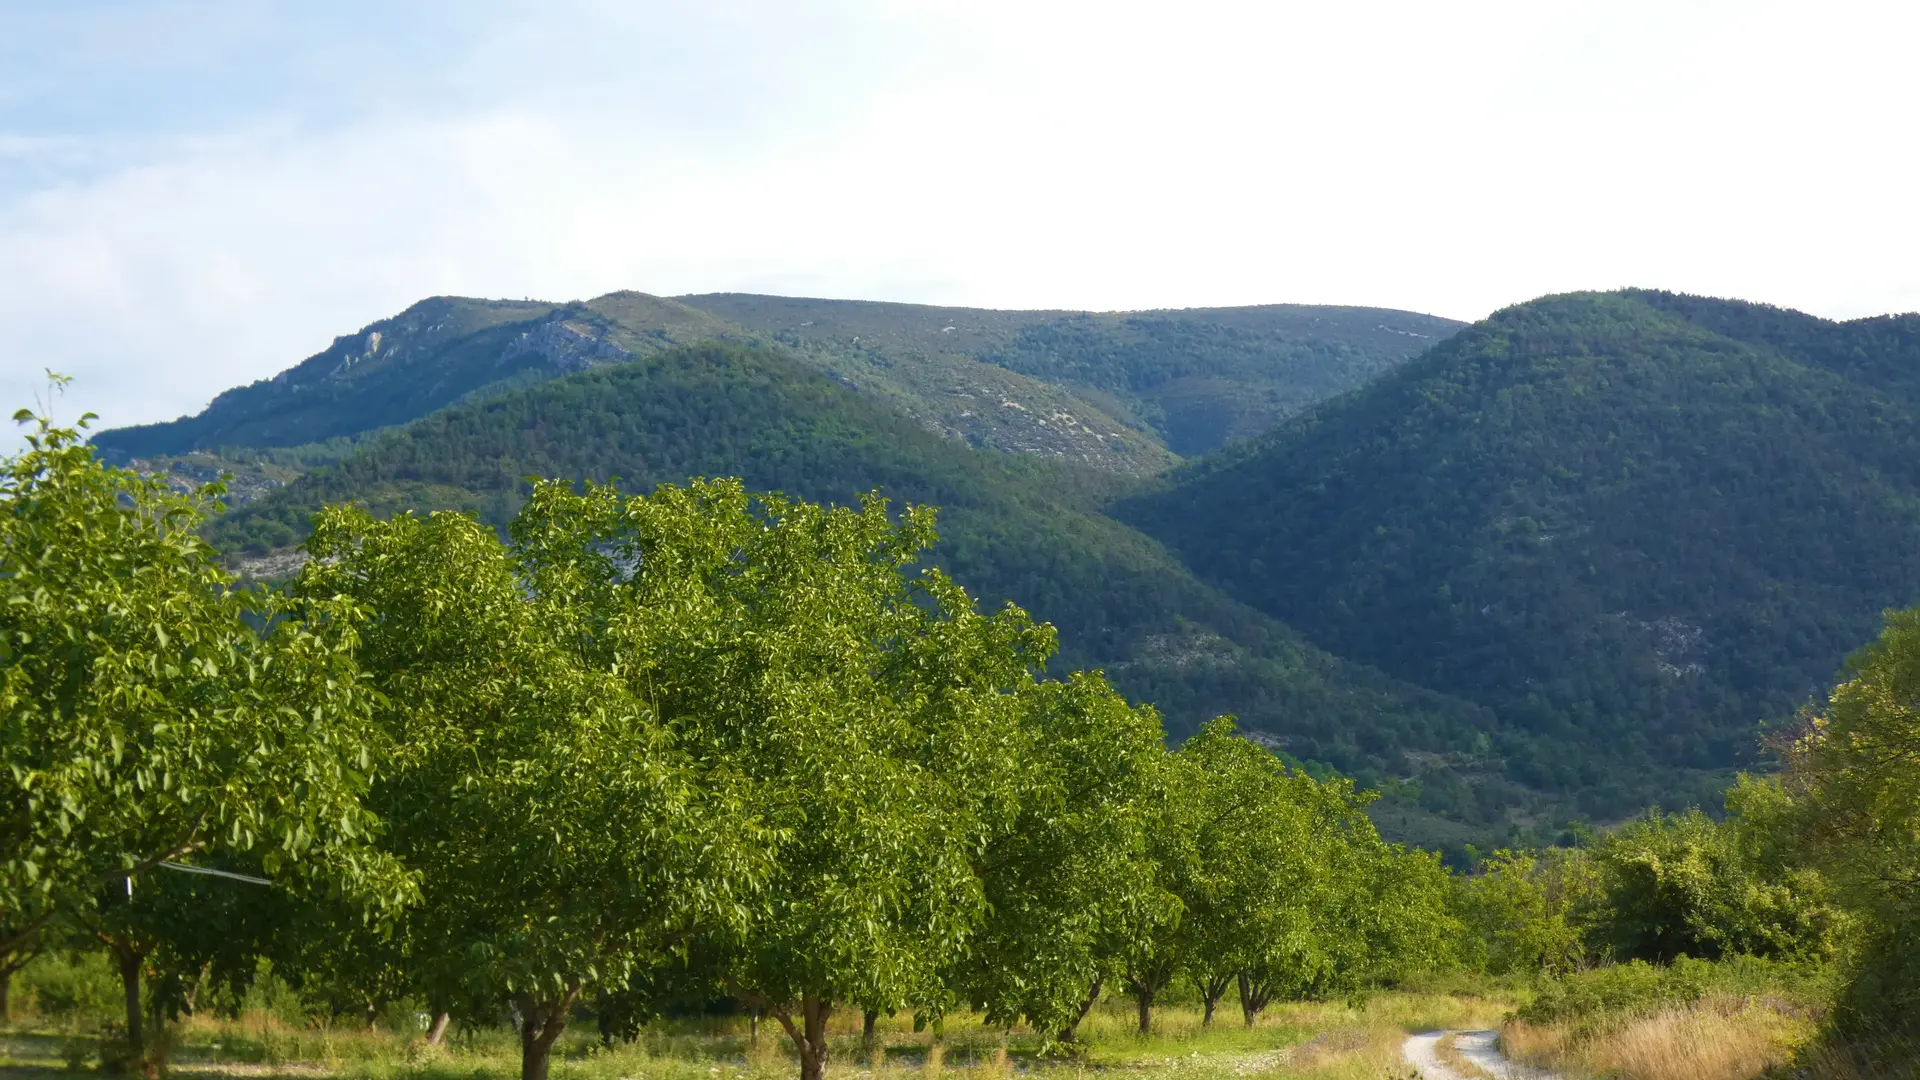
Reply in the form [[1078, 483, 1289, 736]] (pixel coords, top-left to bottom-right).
[[0, 407, 407, 1064]]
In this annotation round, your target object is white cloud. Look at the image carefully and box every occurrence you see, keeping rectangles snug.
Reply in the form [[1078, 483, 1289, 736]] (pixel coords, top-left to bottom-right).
[[3, 0, 1918, 431]]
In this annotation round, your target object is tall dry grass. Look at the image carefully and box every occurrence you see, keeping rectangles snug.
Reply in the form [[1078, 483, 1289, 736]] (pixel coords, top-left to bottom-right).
[[1432, 1034, 1492, 1080], [0, 993, 1514, 1080], [1792, 1035, 1920, 1080], [1502, 994, 1811, 1080]]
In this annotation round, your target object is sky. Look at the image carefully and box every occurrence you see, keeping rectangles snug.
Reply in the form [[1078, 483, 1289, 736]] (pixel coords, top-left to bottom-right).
[[2, 0, 1918, 431]]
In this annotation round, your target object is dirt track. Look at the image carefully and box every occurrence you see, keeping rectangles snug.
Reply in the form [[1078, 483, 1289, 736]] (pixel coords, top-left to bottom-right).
[[1404, 1029, 1556, 1080]]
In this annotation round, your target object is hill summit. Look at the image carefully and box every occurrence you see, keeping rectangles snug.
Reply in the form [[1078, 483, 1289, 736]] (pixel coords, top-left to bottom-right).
[[93, 292, 1459, 471], [1122, 289, 1920, 812]]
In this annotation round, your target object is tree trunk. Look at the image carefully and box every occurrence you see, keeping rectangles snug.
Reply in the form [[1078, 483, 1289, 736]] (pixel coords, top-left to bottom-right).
[[516, 988, 579, 1080], [428, 1012, 451, 1046], [1198, 972, 1231, 1028], [116, 943, 145, 1058], [181, 962, 210, 1018], [862, 1008, 878, 1041], [1125, 964, 1168, 1036], [1057, 976, 1101, 1043], [1236, 972, 1269, 1028], [800, 994, 831, 1080], [0, 953, 39, 1025], [774, 993, 833, 1080]]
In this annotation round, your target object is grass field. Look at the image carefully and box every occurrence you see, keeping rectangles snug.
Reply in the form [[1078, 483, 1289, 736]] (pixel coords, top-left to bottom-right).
[[0, 993, 1512, 1080]]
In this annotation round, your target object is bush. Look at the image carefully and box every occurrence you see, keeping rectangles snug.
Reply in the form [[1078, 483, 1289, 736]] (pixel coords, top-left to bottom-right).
[[1830, 921, 1920, 1047], [22, 952, 120, 1027], [1519, 955, 1828, 1026], [1455, 848, 1594, 974], [1586, 801, 1842, 964]]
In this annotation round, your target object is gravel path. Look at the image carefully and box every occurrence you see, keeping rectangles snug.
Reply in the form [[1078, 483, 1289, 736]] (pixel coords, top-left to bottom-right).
[[1403, 1029, 1557, 1080]]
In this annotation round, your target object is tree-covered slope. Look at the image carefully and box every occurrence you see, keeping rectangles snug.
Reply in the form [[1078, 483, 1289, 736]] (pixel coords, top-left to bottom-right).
[[678, 293, 1461, 456], [94, 292, 1456, 471], [1121, 291, 1920, 815], [210, 342, 1499, 819], [89, 294, 740, 459]]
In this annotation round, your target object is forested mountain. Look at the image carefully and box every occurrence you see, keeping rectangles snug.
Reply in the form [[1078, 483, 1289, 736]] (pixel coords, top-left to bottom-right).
[[86, 285, 1920, 851], [676, 294, 1462, 456], [1122, 290, 1920, 815], [88, 294, 750, 460], [93, 292, 1456, 470], [206, 342, 1501, 843]]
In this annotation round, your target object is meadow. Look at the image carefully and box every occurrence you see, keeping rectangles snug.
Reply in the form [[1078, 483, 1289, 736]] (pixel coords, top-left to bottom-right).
[[0, 971, 1509, 1080]]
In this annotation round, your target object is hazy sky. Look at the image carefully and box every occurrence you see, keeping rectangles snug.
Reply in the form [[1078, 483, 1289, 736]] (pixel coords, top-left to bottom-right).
[[3, 0, 1917, 431]]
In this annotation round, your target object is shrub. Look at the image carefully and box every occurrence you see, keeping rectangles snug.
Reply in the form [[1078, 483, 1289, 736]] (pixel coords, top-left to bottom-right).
[[1586, 803, 1843, 964], [1519, 955, 1825, 1026], [22, 952, 120, 1027]]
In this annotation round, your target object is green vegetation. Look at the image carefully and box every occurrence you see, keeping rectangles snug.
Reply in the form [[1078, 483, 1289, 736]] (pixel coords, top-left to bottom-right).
[[16, 395, 1920, 1078], [1781, 607, 1920, 1057], [679, 294, 1460, 458], [1125, 290, 1920, 820], [1450, 610, 1920, 1075], [88, 286, 1920, 848], [92, 292, 1454, 470], [197, 342, 1497, 848], [0, 404, 411, 1071], [3, 417, 1461, 1080], [1454, 791, 1841, 975], [90, 297, 565, 456], [0, 985, 1510, 1080]]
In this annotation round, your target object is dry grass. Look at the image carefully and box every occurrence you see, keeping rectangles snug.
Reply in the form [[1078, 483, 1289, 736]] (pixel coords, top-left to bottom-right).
[[1502, 994, 1813, 1080], [0, 993, 1514, 1080], [1789, 1034, 1920, 1080], [1432, 1034, 1493, 1080]]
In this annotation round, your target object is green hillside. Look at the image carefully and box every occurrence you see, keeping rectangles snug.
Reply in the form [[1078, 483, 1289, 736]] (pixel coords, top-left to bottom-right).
[[1121, 290, 1920, 816], [208, 341, 1509, 841], [88, 294, 744, 459], [107, 284, 1920, 843], [678, 293, 1461, 456], [94, 292, 1455, 470]]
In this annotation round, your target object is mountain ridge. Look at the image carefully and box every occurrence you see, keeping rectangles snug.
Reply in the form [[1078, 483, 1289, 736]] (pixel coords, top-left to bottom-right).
[[92, 291, 1460, 471], [87, 284, 1920, 854], [1120, 289, 1920, 806], [201, 339, 1513, 856]]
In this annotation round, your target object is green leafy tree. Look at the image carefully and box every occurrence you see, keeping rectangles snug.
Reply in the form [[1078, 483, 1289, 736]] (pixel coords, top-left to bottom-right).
[[1113, 719, 1442, 1032], [1784, 607, 1920, 1038], [964, 674, 1170, 1044], [562, 479, 1048, 1080], [1118, 747, 1200, 1035], [1347, 840, 1461, 988], [1584, 803, 1839, 964], [1173, 719, 1329, 1027], [1455, 848, 1594, 974], [1229, 773, 1457, 1018], [0, 407, 405, 1064], [1788, 607, 1920, 926], [296, 490, 772, 1080]]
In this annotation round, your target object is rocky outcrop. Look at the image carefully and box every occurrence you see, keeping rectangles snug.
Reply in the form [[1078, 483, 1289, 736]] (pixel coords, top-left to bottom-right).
[[497, 318, 634, 372]]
